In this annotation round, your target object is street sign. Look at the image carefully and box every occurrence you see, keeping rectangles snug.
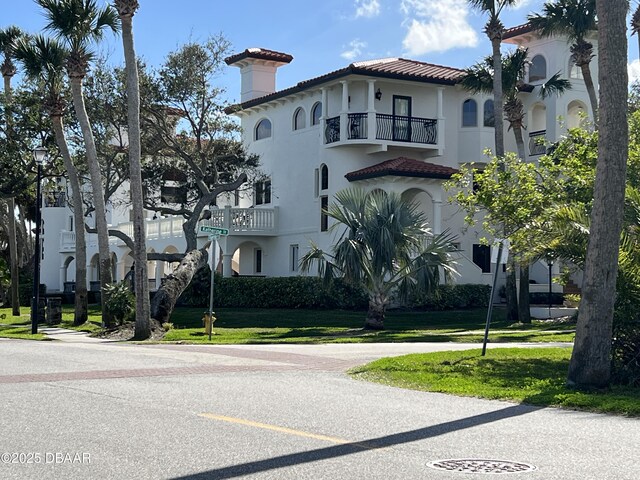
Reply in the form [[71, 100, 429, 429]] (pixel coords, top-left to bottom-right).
[[200, 225, 229, 235]]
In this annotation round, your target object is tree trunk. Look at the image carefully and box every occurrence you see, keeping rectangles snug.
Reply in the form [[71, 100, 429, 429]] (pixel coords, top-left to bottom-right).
[[69, 78, 114, 327], [6, 197, 19, 315], [568, 0, 628, 389], [151, 245, 210, 325], [120, 13, 150, 340], [52, 116, 87, 325], [513, 125, 526, 161], [492, 37, 505, 158], [580, 63, 599, 127], [364, 293, 387, 330], [4, 74, 20, 316], [505, 257, 519, 322], [518, 263, 531, 324]]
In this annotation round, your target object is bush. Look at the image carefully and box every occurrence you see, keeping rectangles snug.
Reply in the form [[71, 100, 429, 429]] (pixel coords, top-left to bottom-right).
[[103, 282, 134, 325], [529, 292, 564, 306], [177, 268, 368, 309], [411, 284, 492, 310]]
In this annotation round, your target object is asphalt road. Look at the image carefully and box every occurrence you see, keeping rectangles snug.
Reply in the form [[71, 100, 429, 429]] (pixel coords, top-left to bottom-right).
[[0, 336, 636, 480]]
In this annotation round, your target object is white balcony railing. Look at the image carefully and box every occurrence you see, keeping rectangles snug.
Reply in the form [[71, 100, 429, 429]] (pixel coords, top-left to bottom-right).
[[60, 230, 76, 251], [200, 206, 278, 235]]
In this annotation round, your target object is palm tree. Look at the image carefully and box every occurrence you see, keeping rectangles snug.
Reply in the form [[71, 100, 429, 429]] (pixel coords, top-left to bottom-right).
[[0, 26, 23, 317], [300, 188, 457, 330], [468, 0, 520, 158], [37, 0, 120, 327], [114, 0, 150, 339], [461, 48, 571, 323], [567, 0, 629, 389], [460, 48, 571, 159], [528, 0, 598, 124], [15, 35, 89, 326]]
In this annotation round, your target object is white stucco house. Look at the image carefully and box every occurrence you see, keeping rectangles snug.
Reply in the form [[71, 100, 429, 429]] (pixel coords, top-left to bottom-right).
[[39, 24, 594, 298]]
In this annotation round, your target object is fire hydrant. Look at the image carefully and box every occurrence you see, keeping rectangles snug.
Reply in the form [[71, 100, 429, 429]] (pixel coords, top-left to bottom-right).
[[202, 312, 216, 339]]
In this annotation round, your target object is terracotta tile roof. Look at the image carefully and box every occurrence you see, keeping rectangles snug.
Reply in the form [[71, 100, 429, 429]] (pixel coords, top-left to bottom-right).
[[345, 157, 458, 182], [225, 48, 293, 66], [231, 58, 466, 111], [503, 23, 536, 40]]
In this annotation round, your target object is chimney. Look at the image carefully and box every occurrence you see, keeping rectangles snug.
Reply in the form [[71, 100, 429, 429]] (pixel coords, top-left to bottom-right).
[[225, 48, 293, 103]]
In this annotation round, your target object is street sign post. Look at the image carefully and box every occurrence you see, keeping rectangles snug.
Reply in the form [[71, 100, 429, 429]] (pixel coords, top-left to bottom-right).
[[200, 225, 228, 341]]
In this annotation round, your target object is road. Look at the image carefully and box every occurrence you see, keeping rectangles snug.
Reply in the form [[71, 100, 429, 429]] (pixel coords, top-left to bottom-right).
[[0, 336, 636, 480]]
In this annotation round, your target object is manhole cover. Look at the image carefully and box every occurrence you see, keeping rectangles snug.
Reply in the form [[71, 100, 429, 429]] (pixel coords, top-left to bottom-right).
[[427, 459, 536, 475]]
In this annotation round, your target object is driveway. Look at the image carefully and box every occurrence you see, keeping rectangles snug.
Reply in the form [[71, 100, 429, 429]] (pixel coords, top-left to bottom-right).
[[0, 337, 635, 479]]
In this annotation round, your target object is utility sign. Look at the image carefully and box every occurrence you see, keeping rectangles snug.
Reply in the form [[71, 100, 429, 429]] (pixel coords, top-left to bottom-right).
[[200, 225, 229, 236]]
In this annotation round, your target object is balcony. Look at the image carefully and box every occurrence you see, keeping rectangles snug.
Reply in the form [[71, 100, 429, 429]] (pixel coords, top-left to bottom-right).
[[199, 206, 279, 236], [529, 130, 547, 156], [324, 112, 439, 152], [60, 231, 76, 252]]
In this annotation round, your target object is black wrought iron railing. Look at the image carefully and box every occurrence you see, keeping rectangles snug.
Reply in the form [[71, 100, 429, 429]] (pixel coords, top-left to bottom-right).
[[324, 116, 340, 144], [529, 130, 546, 156], [376, 114, 437, 144], [347, 113, 367, 140]]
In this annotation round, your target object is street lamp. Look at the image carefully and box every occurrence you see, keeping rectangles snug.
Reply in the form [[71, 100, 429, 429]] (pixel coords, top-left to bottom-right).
[[31, 145, 48, 334]]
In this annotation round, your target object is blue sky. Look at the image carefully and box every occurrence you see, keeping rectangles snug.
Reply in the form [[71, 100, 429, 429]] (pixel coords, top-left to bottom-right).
[[4, 0, 640, 103]]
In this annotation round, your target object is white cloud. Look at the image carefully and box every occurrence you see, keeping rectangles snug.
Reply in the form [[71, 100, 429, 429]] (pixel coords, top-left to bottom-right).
[[355, 0, 381, 18], [341, 39, 367, 60], [401, 0, 479, 56], [513, 0, 532, 9], [629, 59, 640, 84]]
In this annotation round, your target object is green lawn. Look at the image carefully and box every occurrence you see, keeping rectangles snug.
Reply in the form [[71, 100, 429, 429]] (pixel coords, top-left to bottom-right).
[[162, 307, 575, 344], [350, 348, 640, 416], [1, 305, 576, 344], [0, 306, 102, 339]]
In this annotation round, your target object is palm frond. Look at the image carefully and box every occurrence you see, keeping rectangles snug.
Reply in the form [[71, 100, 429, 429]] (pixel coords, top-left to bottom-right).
[[539, 72, 572, 99]]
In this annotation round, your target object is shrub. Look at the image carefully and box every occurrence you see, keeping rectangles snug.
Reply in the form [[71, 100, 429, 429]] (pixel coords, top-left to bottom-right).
[[103, 282, 134, 325], [177, 268, 368, 309], [411, 284, 492, 310], [529, 292, 564, 305]]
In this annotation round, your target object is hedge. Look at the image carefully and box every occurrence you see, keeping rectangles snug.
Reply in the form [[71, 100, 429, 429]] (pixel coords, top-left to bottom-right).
[[178, 270, 368, 309], [411, 284, 492, 310], [178, 268, 492, 311]]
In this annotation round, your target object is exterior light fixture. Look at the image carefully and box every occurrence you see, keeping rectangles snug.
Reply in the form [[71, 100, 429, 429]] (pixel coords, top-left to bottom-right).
[[375, 88, 382, 101]]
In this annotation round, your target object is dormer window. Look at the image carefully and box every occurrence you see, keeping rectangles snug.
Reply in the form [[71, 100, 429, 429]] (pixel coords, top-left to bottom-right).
[[255, 119, 272, 140], [293, 107, 306, 130], [529, 55, 547, 82]]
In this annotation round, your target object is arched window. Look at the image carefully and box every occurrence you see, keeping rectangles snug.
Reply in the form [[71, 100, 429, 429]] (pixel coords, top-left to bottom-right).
[[529, 55, 547, 82], [255, 119, 272, 140], [462, 99, 477, 127], [569, 58, 583, 79], [311, 102, 322, 126], [293, 107, 306, 130], [320, 164, 328, 191], [483, 99, 495, 128]]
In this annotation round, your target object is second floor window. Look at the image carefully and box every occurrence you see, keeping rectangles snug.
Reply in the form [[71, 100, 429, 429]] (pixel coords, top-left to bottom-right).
[[483, 100, 495, 128], [254, 180, 272, 205], [320, 164, 329, 191], [462, 99, 478, 127], [293, 107, 306, 130], [255, 119, 272, 140], [311, 102, 322, 125], [529, 55, 547, 82]]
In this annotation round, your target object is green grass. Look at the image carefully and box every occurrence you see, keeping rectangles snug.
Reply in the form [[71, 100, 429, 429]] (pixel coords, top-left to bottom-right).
[[350, 348, 640, 416], [1, 305, 576, 344], [0, 306, 102, 339], [162, 307, 575, 344]]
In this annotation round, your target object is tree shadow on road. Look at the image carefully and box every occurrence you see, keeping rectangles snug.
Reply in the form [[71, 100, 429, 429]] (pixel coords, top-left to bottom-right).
[[170, 404, 539, 480]]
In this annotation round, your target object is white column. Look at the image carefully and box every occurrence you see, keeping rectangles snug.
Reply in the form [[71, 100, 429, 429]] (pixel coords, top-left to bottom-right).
[[433, 199, 443, 235], [320, 87, 328, 145], [155, 259, 162, 291], [340, 80, 349, 142], [222, 254, 233, 278], [437, 87, 445, 154], [59, 266, 66, 291], [367, 79, 376, 140]]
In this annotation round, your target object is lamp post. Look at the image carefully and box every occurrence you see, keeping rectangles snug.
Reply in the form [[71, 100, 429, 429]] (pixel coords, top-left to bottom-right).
[[31, 146, 48, 334]]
